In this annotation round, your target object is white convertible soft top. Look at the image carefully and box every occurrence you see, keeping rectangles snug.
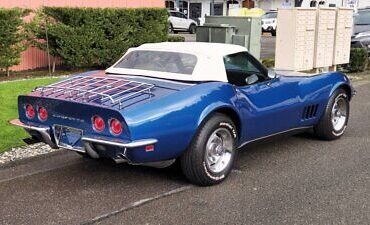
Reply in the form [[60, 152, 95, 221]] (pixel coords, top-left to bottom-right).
[[106, 42, 248, 82]]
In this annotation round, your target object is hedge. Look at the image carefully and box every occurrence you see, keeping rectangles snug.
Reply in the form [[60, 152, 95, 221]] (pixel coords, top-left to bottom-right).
[[30, 7, 168, 68], [262, 58, 275, 68], [167, 35, 185, 42], [0, 8, 30, 76], [346, 48, 369, 73]]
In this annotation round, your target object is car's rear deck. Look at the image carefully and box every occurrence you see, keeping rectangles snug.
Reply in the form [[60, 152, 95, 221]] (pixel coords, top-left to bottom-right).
[[31, 71, 191, 110]]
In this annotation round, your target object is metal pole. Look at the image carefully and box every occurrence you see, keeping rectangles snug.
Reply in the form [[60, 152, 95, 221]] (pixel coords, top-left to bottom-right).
[[187, 0, 190, 18], [175, 0, 180, 11], [211, 0, 215, 16]]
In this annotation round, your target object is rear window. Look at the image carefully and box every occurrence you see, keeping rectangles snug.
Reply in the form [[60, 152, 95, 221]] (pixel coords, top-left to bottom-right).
[[115, 50, 197, 75]]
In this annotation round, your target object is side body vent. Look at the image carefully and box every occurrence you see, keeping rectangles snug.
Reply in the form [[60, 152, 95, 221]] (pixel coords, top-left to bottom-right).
[[302, 104, 319, 120]]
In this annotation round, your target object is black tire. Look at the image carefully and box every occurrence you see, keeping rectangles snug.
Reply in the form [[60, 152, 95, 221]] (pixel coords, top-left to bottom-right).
[[271, 29, 276, 36], [189, 24, 196, 34], [314, 88, 350, 140], [168, 23, 174, 34], [180, 113, 238, 186]]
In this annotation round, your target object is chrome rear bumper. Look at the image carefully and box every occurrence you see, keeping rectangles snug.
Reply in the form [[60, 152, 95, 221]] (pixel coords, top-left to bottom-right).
[[9, 119, 58, 148], [9, 119, 157, 151], [81, 136, 157, 148]]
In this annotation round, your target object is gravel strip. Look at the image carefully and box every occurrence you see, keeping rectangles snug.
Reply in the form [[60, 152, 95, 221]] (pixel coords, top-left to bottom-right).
[[0, 143, 60, 165]]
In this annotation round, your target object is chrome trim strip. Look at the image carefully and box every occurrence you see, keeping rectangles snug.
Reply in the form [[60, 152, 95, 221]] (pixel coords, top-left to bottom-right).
[[81, 137, 157, 148], [107, 74, 196, 86], [238, 126, 313, 149], [9, 119, 58, 148]]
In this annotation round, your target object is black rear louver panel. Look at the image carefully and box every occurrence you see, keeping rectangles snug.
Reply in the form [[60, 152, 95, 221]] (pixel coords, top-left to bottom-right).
[[302, 104, 319, 120]]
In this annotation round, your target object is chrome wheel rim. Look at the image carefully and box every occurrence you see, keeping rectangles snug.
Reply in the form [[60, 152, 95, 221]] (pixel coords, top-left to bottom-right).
[[205, 128, 234, 173], [331, 96, 348, 131]]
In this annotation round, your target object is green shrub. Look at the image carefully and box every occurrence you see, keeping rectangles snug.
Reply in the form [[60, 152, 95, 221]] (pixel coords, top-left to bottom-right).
[[347, 48, 369, 73], [30, 7, 168, 68], [262, 58, 275, 68], [0, 8, 30, 76], [167, 35, 185, 42]]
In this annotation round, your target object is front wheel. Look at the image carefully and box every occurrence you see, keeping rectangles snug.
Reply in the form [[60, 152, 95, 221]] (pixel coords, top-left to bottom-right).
[[180, 113, 238, 186], [314, 89, 350, 140], [168, 23, 174, 33]]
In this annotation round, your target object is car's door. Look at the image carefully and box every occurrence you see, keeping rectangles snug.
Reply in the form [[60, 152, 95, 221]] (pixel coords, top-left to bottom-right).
[[170, 12, 181, 29], [224, 52, 302, 141], [177, 12, 189, 29]]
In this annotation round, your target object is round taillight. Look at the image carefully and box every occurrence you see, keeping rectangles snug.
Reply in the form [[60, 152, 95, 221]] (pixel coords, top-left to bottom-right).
[[38, 107, 48, 121], [25, 104, 35, 119], [110, 118, 122, 135], [92, 116, 105, 132]]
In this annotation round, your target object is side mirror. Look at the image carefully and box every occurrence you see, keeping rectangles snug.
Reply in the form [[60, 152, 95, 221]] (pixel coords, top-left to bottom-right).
[[267, 69, 277, 79]]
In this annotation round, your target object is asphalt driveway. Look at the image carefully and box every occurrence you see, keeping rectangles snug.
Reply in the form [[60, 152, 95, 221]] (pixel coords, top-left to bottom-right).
[[0, 80, 369, 225]]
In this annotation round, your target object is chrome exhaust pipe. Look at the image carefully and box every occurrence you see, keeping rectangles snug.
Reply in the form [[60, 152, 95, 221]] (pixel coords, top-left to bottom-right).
[[113, 153, 128, 164]]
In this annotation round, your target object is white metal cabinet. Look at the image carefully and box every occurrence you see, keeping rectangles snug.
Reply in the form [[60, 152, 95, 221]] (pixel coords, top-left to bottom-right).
[[314, 8, 337, 68], [275, 8, 317, 71], [333, 8, 353, 65]]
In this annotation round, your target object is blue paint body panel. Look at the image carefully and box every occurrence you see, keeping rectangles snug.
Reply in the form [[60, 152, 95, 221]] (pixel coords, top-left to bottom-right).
[[17, 70, 354, 163]]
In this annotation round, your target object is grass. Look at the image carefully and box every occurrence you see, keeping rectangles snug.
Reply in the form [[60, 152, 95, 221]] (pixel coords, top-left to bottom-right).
[[0, 77, 61, 153], [0, 68, 89, 82]]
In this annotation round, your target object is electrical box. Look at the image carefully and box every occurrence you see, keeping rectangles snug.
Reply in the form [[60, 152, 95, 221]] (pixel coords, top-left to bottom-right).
[[232, 34, 249, 47], [333, 8, 353, 65], [197, 16, 262, 59], [314, 8, 337, 68], [196, 24, 237, 44], [275, 8, 317, 71]]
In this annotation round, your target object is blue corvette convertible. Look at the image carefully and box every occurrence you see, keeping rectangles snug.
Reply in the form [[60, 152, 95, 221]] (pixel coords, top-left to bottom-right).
[[10, 42, 355, 186]]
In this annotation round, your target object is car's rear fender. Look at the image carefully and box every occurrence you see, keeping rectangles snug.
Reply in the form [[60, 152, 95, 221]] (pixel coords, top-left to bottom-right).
[[122, 82, 240, 162]]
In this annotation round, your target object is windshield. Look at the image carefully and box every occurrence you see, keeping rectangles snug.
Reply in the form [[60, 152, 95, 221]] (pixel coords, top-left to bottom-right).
[[354, 11, 370, 25], [262, 12, 277, 19], [115, 50, 197, 75]]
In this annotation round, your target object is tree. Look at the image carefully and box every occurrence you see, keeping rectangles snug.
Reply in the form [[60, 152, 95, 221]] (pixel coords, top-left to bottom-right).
[[0, 8, 30, 76]]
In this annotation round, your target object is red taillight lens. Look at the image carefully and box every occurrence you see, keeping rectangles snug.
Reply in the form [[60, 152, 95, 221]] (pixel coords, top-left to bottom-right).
[[25, 104, 35, 119], [92, 116, 105, 132], [38, 107, 48, 121], [110, 118, 122, 135]]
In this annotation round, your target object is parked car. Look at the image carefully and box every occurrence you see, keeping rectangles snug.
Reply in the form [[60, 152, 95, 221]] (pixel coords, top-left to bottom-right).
[[10, 42, 355, 186], [168, 10, 197, 34], [262, 11, 277, 36], [352, 7, 370, 55]]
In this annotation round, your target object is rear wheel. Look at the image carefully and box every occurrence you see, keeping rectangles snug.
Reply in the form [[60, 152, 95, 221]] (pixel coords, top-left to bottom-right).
[[180, 113, 238, 186], [189, 24, 196, 34], [314, 89, 349, 140], [271, 29, 276, 36]]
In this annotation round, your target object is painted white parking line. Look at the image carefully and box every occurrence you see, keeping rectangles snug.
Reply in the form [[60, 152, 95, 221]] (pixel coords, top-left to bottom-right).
[[232, 169, 243, 174], [80, 185, 193, 225], [0, 160, 79, 184]]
